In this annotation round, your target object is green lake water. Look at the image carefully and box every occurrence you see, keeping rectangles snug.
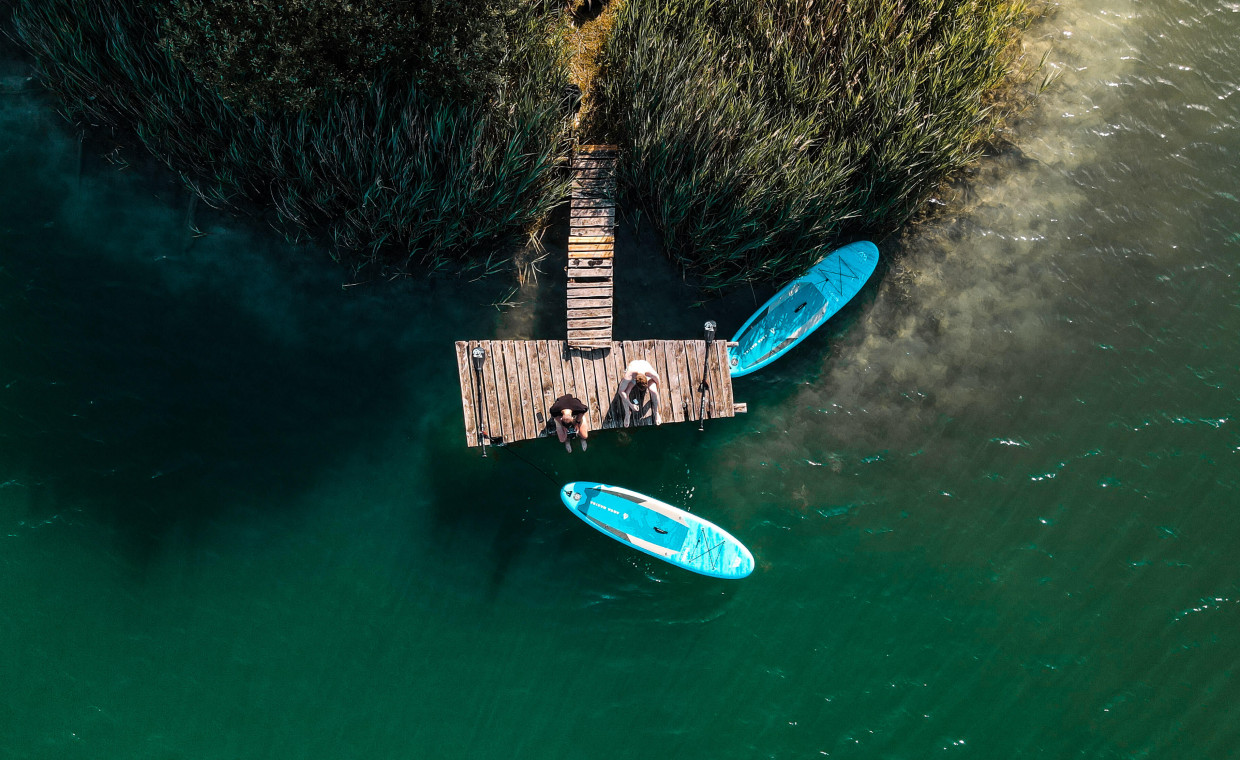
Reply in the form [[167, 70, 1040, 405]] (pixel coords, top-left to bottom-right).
[[2, 0, 1238, 757]]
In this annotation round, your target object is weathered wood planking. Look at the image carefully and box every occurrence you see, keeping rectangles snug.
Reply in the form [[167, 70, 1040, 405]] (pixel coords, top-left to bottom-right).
[[567, 146, 617, 348], [453, 341, 744, 446]]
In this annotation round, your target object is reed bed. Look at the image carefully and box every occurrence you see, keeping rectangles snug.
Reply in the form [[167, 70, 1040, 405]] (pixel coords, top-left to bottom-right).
[[10, 0, 573, 273], [595, 0, 1039, 290]]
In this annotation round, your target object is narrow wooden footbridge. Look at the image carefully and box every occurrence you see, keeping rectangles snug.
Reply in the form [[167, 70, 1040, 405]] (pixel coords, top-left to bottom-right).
[[453, 146, 746, 448]]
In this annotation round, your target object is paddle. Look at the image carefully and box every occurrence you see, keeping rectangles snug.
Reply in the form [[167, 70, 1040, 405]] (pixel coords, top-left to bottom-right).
[[698, 321, 716, 431], [471, 346, 488, 457]]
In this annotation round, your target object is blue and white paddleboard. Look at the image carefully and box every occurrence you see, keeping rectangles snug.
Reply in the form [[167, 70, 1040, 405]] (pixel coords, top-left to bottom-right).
[[728, 241, 879, 377], [560, 482, 754, 579]]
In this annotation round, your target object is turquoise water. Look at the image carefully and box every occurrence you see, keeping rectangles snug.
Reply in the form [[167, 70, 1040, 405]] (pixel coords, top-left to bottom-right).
[[2, 0, 1238, 757]]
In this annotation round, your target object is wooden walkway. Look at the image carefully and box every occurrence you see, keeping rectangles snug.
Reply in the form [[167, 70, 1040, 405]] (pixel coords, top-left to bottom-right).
[[567, 145, 616, 349], [454, 340, 746, 447]]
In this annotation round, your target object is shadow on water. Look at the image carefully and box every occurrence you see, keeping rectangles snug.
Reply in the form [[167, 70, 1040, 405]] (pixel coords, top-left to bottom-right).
[[422, 413, 744, 619], [0, 82, 515, 569]]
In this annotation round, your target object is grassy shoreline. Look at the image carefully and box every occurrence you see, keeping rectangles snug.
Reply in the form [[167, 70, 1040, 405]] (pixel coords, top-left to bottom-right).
[[594, 0, 1046, 290], [9, 0, 1045, 288]]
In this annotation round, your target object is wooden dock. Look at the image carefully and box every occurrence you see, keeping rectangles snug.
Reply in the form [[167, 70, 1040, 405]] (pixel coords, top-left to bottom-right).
[[567, 145, 616, 349], [454, 340, 746, 447]]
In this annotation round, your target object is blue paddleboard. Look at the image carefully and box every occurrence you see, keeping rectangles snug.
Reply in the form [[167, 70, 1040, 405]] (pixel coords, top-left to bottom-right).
[[728, 241, 879, 377], [560, 482, 754, 579]]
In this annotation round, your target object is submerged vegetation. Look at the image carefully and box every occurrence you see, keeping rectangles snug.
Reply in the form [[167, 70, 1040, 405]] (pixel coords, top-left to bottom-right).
[[11, 0, 572, 274], [593, 0, 1041, 289], [9, 0, 1040, 286]]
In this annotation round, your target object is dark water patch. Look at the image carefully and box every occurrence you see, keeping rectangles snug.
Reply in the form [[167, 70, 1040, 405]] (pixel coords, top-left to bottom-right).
[[0, 87, 517, 569]]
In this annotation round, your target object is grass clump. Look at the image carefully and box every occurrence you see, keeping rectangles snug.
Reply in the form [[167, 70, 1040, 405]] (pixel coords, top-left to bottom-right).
[[594, 0, 1041, 290], [11, 0, 573, 274]]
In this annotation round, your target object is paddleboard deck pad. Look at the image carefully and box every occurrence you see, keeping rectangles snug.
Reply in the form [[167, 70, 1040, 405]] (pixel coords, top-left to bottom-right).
[[560, 482, 754, 579], [728, 240, 879, 377]]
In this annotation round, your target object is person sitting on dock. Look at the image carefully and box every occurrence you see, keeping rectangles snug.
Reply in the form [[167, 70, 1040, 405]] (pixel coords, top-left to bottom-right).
[[618, 359, 661, 427], [550, 394, 590, 453]]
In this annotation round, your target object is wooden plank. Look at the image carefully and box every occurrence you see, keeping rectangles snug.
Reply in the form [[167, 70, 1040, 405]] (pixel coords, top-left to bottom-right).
[[528, 339, 553, 436], [499, 342, 527, 443], [577, 144, 619, 153], [733, 402, 748, 414], [571, 181, 613, 192], [703, 340, 721, 419], [496, 341, 523, 444], [567, 237, 614, 247], [570, 197, 616, 210], [566, 285, 612, 299], [479, 341, 507, 444], [528, 341, 553, 435], [572, 158, 614, 169], [455, 342, 478, 446], [567, 263, 612, 276], [671, 342, 693, 423], [507, 342, 532, 442], [571, 188, 614, 200], [567, 280, 612, 293], [714, 341, 734, 417], [591, 349, 614, 428], [542, 340, 565, 434], [711, 341, 729, 418], [546, 340, 567, 424], [566, 307, 611, 318], [642, 340, 660, 426], [570, 168, 616, 181], [513, 342, 540, 441], [570, 227, 614, 239], [569, 349, 595, 421], [568, 327, 612, 340], [568, 250, 613, 261], [567, 295, 612, 308], [595, 344, 615, 429], [499, 342, 522, 442], [651, 341, 673, 425], [565, 345, 587, 415], [567, 213, 612, 225], [566, 235, 613, 245], [568, 316, 612, 330], [570, 207, 616, 220], [655, 342, 681, 424], [605, 342, 627, 427], [552, 343, 573, 415], [569, 217, 614, 229], [611, 342, 630, 428], [683, 340, 704, 423], [580, 349, 604, 425]]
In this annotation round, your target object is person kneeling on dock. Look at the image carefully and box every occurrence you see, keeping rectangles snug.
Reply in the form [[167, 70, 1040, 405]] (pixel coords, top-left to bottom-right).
[[619, 359, 661, 427], [550, 394, 590, 453]]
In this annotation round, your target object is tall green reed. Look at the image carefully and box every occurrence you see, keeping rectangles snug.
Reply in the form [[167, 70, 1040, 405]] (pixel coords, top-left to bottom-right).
[[594, 0, 1038, 290], [10, 0, 573, 274]]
